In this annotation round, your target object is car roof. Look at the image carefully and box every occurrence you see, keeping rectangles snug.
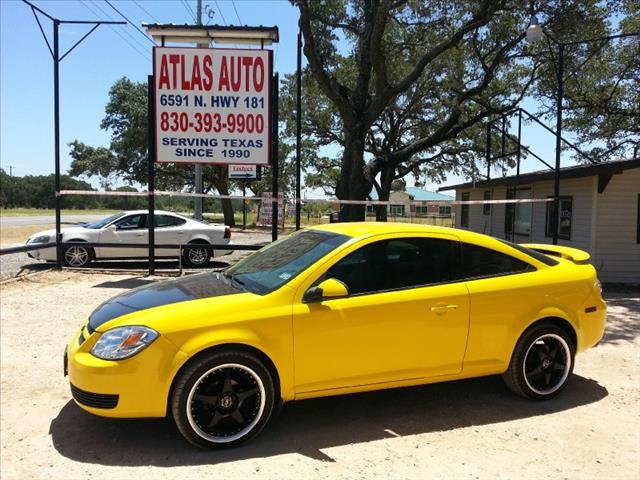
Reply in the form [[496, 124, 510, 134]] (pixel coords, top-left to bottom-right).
[[308, 222, 504, 246], [121, 210, 184, 216]]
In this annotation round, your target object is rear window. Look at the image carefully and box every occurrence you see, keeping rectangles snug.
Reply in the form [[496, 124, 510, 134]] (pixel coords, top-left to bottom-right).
[[460, 243, 534, 279], [499, 240, 559, 266]]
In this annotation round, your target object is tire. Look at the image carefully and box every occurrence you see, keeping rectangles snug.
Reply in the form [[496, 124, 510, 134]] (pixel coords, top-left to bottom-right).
[[171, 350, 275, 449], [502, 323, 575, 400], [183, 241, 212, 267], [62, 243, 93, 268]]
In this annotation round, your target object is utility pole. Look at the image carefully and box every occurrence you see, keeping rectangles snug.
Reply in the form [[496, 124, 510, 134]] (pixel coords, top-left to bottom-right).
[[8, 166, 16, 176], [193, 0, 205, 220]]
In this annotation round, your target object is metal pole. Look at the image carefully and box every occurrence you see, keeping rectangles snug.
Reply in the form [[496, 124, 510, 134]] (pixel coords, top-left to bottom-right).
[[516, 109, 522, 177], [53, 20, 62, 267], [485, 120, 491, 180], [147, 75, 156, 275], [194, 0, 204, 220], [553, 43, 564, 245], [295, 30, 302, 230], [242, 181, 247, 229], [271, 72, 279, 241]]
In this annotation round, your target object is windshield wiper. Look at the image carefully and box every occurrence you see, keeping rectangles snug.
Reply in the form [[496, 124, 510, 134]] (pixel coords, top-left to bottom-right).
[[223, 272, 245, 289]]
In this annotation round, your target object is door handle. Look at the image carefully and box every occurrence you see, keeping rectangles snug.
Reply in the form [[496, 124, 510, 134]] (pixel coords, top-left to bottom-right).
[[431, 304, 458, 313], [135, 233, 145, 237], [177, 230, 185, 234]]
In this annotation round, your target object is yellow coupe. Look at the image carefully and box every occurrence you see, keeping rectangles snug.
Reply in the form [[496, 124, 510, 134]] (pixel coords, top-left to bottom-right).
[[65, 223, 606, 448]]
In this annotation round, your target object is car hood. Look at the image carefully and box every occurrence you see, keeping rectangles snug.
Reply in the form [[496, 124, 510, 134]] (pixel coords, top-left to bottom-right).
[[88, 272, 242, 331], [27, 226, 88, 242]]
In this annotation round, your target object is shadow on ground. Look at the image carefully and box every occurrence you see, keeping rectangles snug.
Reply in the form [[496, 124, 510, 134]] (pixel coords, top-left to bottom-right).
[[600, 292, 640, 344], [50, 374, 607, 466]]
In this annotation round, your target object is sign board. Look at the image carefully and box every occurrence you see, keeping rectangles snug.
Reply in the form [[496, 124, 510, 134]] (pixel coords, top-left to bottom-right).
[[153, 47, 272, 165], [260, 192, 284, 227], [228, 164, 258, 180]]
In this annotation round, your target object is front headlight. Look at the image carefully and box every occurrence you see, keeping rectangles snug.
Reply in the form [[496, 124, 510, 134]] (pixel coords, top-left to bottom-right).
[[28, 235, 51, 244], [91, 326, 159, 360]]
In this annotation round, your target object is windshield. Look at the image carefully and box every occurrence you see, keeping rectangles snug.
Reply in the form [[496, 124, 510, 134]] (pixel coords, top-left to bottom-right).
[[226, 230, 350, 294], [84, 213, 125, 229]]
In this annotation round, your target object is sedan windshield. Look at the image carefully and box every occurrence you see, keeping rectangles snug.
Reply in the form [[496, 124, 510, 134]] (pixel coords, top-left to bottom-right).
[[226, 230, 350, 294], [84, 213, 125, 229]]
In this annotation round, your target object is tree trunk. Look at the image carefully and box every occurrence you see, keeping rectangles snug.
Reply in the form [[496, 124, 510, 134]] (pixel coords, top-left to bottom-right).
[[213, 169, 236, 227], [335, 129, 370, 222], [375, 164, 395, 222]]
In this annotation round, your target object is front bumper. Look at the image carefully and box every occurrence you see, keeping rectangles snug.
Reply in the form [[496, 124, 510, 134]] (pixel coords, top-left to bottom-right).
[[66, 325, 189, 418]]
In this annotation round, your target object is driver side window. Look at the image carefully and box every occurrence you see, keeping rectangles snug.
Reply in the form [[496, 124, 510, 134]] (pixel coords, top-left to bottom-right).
[[116, 214, 145, 230], [322, 237, 458, 296]]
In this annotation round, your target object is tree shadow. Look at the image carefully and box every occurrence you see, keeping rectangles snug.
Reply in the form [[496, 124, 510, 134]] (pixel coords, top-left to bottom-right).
[[50, 374, 607, 467], [92, 278, 159, 289], [600, 292, 640, 344]]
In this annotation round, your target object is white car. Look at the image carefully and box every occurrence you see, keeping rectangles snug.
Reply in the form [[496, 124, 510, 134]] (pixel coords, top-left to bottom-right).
[[26, 210, 231, 268]]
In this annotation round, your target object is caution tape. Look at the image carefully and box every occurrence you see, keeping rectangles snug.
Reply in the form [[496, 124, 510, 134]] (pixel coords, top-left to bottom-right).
[[59, 189, 554, 206]]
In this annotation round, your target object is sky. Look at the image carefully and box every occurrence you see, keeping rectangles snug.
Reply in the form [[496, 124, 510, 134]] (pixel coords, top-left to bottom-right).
[[0, 0, 576, 197]]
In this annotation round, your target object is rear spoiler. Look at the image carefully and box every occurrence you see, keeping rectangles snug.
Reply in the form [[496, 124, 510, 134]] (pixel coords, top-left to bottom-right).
[[521, 243, 591, 263]]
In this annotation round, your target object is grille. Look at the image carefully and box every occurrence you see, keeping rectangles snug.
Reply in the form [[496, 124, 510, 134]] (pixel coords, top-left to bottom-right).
[[70, 384, 119, 409]]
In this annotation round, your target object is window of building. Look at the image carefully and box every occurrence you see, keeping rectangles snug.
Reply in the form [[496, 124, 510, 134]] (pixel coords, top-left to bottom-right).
[[460, 193, 470, 227], [458, 243, 534, 280], [545, 196, 572, 240], [389, 204, 405, 217], [439, 206, 452, 216], [415, 205, 428, 215], [483, 191, 492, 215], [323, 237, 458, 296], [505, 188, 532, 236]]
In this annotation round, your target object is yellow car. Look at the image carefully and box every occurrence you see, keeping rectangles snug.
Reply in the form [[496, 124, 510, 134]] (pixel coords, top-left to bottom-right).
[[65, 223, 606, 448]]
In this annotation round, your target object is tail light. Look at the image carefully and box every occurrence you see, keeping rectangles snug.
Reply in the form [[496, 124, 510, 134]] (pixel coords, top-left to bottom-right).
[[224, 227, 231, 239]]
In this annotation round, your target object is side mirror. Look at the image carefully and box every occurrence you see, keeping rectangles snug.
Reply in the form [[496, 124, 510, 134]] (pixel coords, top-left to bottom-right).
[[302, 278, 349, 303], [105, 224, 117, 232]]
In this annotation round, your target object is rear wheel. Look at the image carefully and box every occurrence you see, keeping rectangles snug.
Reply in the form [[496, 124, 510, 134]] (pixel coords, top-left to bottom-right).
[[183, 241, 211, 267], [503, 324, 575, 400], [62, 244, 93, 267], [171, 351, 275, 449]]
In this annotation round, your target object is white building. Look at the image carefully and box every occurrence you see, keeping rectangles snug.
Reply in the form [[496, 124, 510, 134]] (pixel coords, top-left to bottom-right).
[[439, 159, 640, 284]]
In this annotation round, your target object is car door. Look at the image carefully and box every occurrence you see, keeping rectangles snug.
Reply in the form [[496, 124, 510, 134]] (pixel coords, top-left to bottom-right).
[[292, 234, 470, 394], [97, 214, 147, 258], [152, 214, 187, 257]]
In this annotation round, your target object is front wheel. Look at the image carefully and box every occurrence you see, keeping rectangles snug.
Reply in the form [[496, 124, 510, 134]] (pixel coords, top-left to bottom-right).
[[171, 351, 275, 449], [62, 244, 93, 267], [502, 324, 575, 400]]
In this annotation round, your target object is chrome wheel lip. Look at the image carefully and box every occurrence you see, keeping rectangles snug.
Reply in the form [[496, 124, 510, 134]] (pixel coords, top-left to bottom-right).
[[523, 333, 571, 396], [186, 363, 266, 444], [64, 246, 89, 267]]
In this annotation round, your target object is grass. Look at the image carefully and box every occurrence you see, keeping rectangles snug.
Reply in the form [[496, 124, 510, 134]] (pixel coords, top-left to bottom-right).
[[0, 224, 54, 248], [0, 208, 119, 217]]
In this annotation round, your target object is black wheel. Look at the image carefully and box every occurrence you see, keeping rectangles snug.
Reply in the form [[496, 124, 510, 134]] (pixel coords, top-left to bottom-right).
[[171, 351, 275, 449], [183, 242, 211, 267], [62, 244, 93, 267], [503, 323, 575, 400]]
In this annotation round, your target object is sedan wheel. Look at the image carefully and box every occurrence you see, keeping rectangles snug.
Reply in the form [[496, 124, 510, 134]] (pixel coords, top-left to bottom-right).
[[171, 351, 275, 448], [63, 245, 92, 268], [503, 324, 575, 400], [183, 244, 211, 267]]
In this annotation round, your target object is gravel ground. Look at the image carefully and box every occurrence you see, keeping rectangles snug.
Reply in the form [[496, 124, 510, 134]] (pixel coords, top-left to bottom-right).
[[0, 270, 638, 480]]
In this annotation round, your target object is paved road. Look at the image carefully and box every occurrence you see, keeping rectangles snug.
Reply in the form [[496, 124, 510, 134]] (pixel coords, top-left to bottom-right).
[[0, 215, 104, 227]]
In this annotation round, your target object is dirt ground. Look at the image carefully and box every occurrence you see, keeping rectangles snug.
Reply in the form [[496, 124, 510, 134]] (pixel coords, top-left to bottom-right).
[[0, 271, 638, 480]]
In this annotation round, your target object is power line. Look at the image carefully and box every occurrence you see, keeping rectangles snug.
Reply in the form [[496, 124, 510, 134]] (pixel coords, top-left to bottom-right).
[[231, 0, 242, 25], [79, 0, 150, 61], [92, 0, 151, 52], [132, 0, 160, 23], [181, 0, 196, 23], [103, 0, 156, 45], [213, 1, 227, 25]]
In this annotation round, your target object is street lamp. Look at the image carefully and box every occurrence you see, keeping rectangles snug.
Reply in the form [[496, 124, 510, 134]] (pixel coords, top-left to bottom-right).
[[526, 15, 639, 245]]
